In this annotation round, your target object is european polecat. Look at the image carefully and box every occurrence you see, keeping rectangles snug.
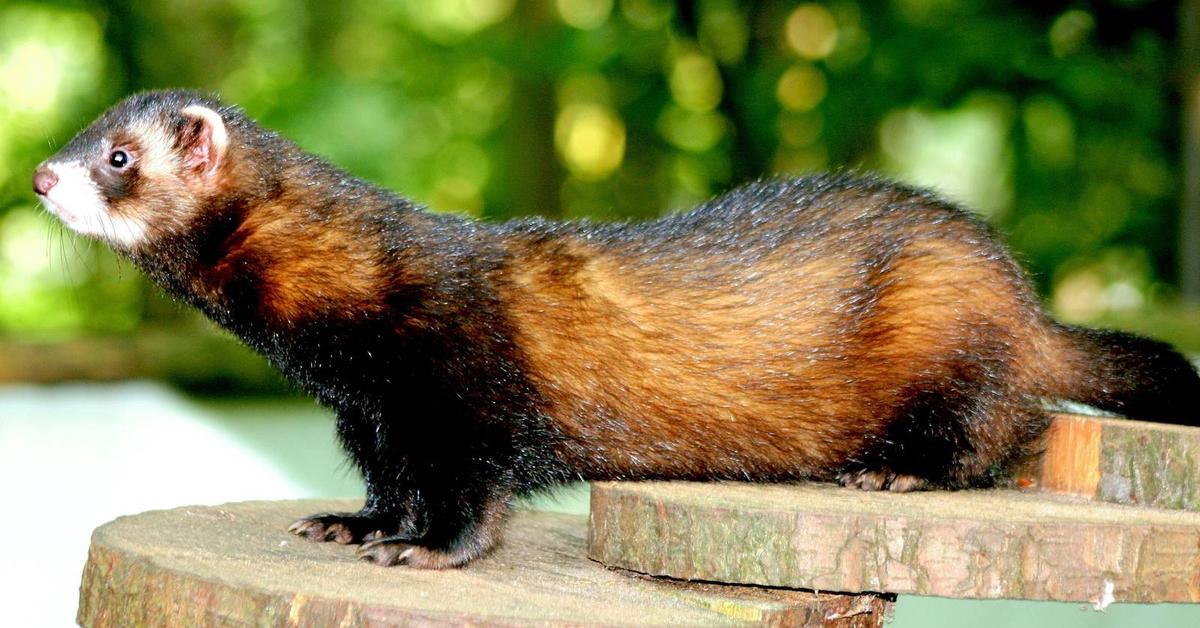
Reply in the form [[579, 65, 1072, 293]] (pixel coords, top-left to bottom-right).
[[34, 90, 1200, 568]]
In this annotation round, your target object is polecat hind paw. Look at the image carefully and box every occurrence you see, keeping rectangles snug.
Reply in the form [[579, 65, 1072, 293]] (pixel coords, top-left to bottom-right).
[[287, 512, 389, 545], [356, 535, 483, 569], [837, 469, 928, 493]]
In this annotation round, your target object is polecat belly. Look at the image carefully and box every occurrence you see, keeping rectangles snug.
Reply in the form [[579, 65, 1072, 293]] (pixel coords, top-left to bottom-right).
[[34, 90, 1200, 568]]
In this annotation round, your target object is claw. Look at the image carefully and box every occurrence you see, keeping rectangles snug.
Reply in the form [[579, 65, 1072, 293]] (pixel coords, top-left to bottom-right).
[[287, 512, 398, 545], [357, 538, 417, 566], [860, 471, 887, 491], [287, 519, 323, 540]]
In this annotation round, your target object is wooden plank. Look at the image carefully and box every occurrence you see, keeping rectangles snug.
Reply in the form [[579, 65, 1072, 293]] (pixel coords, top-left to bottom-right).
[[1020, 414, 1200, 511], [78, 500, 892, 627], [588, 481, 1200, 603]]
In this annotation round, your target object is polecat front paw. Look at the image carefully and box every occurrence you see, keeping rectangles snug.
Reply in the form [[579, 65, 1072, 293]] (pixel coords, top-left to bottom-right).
[[356, 535, 488, 569], [287, 512, 390, 545]]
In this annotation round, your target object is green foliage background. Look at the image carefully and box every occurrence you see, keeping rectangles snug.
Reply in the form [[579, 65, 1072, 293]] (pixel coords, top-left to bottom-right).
[[1, 0, 1196, 369]]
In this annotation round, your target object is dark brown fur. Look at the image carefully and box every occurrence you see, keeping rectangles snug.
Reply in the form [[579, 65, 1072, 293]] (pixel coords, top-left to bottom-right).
[[498, 184, 1063, 487], [36, 90, 1200, 568]]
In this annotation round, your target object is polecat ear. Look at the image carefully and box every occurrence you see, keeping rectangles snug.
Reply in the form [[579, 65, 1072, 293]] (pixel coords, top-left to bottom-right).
[[179, 105, 228, 180]]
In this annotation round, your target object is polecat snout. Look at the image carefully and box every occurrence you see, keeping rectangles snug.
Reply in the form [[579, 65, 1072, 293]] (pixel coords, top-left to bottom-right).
[[35, 90, 1200, 568]]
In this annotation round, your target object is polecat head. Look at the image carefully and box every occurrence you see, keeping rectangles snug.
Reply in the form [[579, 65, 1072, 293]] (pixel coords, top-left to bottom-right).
[[33, 89, 235, 252]]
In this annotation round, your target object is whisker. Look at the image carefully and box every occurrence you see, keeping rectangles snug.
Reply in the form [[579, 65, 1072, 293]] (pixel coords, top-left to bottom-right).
[[59, 228, 77, 289]]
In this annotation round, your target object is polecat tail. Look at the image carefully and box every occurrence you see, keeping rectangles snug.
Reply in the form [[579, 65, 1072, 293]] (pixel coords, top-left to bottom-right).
[[1052, 323, 1200, 425]]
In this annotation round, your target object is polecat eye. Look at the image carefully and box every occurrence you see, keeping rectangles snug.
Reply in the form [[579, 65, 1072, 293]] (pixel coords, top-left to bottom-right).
[[109, 150, 130, 169]]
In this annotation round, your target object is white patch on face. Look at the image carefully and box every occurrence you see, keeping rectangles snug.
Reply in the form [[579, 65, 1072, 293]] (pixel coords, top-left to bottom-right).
[[131, 119, 180, 179], [37, 161, 149, 249]]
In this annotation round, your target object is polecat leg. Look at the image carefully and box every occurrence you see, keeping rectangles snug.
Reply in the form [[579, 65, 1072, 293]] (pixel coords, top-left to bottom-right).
[[841, 393, 1050, 491], [356, 493, 511, 569], [288, 510, 393, 545]]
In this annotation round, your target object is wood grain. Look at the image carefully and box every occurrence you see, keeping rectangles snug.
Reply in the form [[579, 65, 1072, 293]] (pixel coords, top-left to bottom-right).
[[1021, 414, 1200, 511], [588, 481, 1200, 603], [78, 500, 891, 627]]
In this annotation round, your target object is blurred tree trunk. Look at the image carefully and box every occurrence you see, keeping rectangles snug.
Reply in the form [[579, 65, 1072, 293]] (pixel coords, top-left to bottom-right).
[[99, 1, 142, 93], [674, 1, 770, 184], [504, 1, 563, 218], [1183, 0, 1200, 303]]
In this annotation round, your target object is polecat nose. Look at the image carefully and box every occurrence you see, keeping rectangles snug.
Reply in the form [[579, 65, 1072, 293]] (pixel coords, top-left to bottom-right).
[[33, 167, 58, 196]]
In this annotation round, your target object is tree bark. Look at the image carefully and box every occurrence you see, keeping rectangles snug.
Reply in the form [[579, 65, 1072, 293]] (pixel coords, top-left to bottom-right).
[[590, 475, 1200, 602]]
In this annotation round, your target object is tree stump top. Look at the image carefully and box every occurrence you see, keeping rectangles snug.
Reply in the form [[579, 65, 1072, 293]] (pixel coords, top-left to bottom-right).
[[78, 499, 891, 627], [588, 481, 1200, 604]]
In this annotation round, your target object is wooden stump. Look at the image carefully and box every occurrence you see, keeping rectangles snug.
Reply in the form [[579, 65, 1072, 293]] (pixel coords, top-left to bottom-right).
[[78, 413, 1200, 624], [1019, 414, 1200, 511], [588, 481, 1200, 604], [78, 500, 892, 627]]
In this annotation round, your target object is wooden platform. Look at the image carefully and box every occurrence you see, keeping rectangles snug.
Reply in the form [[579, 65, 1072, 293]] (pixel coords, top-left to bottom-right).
[[78, 413, 1200, 624], [1019, 414, 1200, 511], [588, 481, 1200, 604], [77, 500, 892, 627]]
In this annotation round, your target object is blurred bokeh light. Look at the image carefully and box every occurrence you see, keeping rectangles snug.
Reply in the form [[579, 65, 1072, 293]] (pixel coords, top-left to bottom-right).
[[3, 4, 1196, 339], [3, 0, 1192, 358]]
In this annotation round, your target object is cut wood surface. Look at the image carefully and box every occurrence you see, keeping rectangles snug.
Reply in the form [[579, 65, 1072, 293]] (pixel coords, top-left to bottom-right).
[[78, 500, 892, 627], [1021, 413, 1200, 511], [588, 481, 1200, 604]]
